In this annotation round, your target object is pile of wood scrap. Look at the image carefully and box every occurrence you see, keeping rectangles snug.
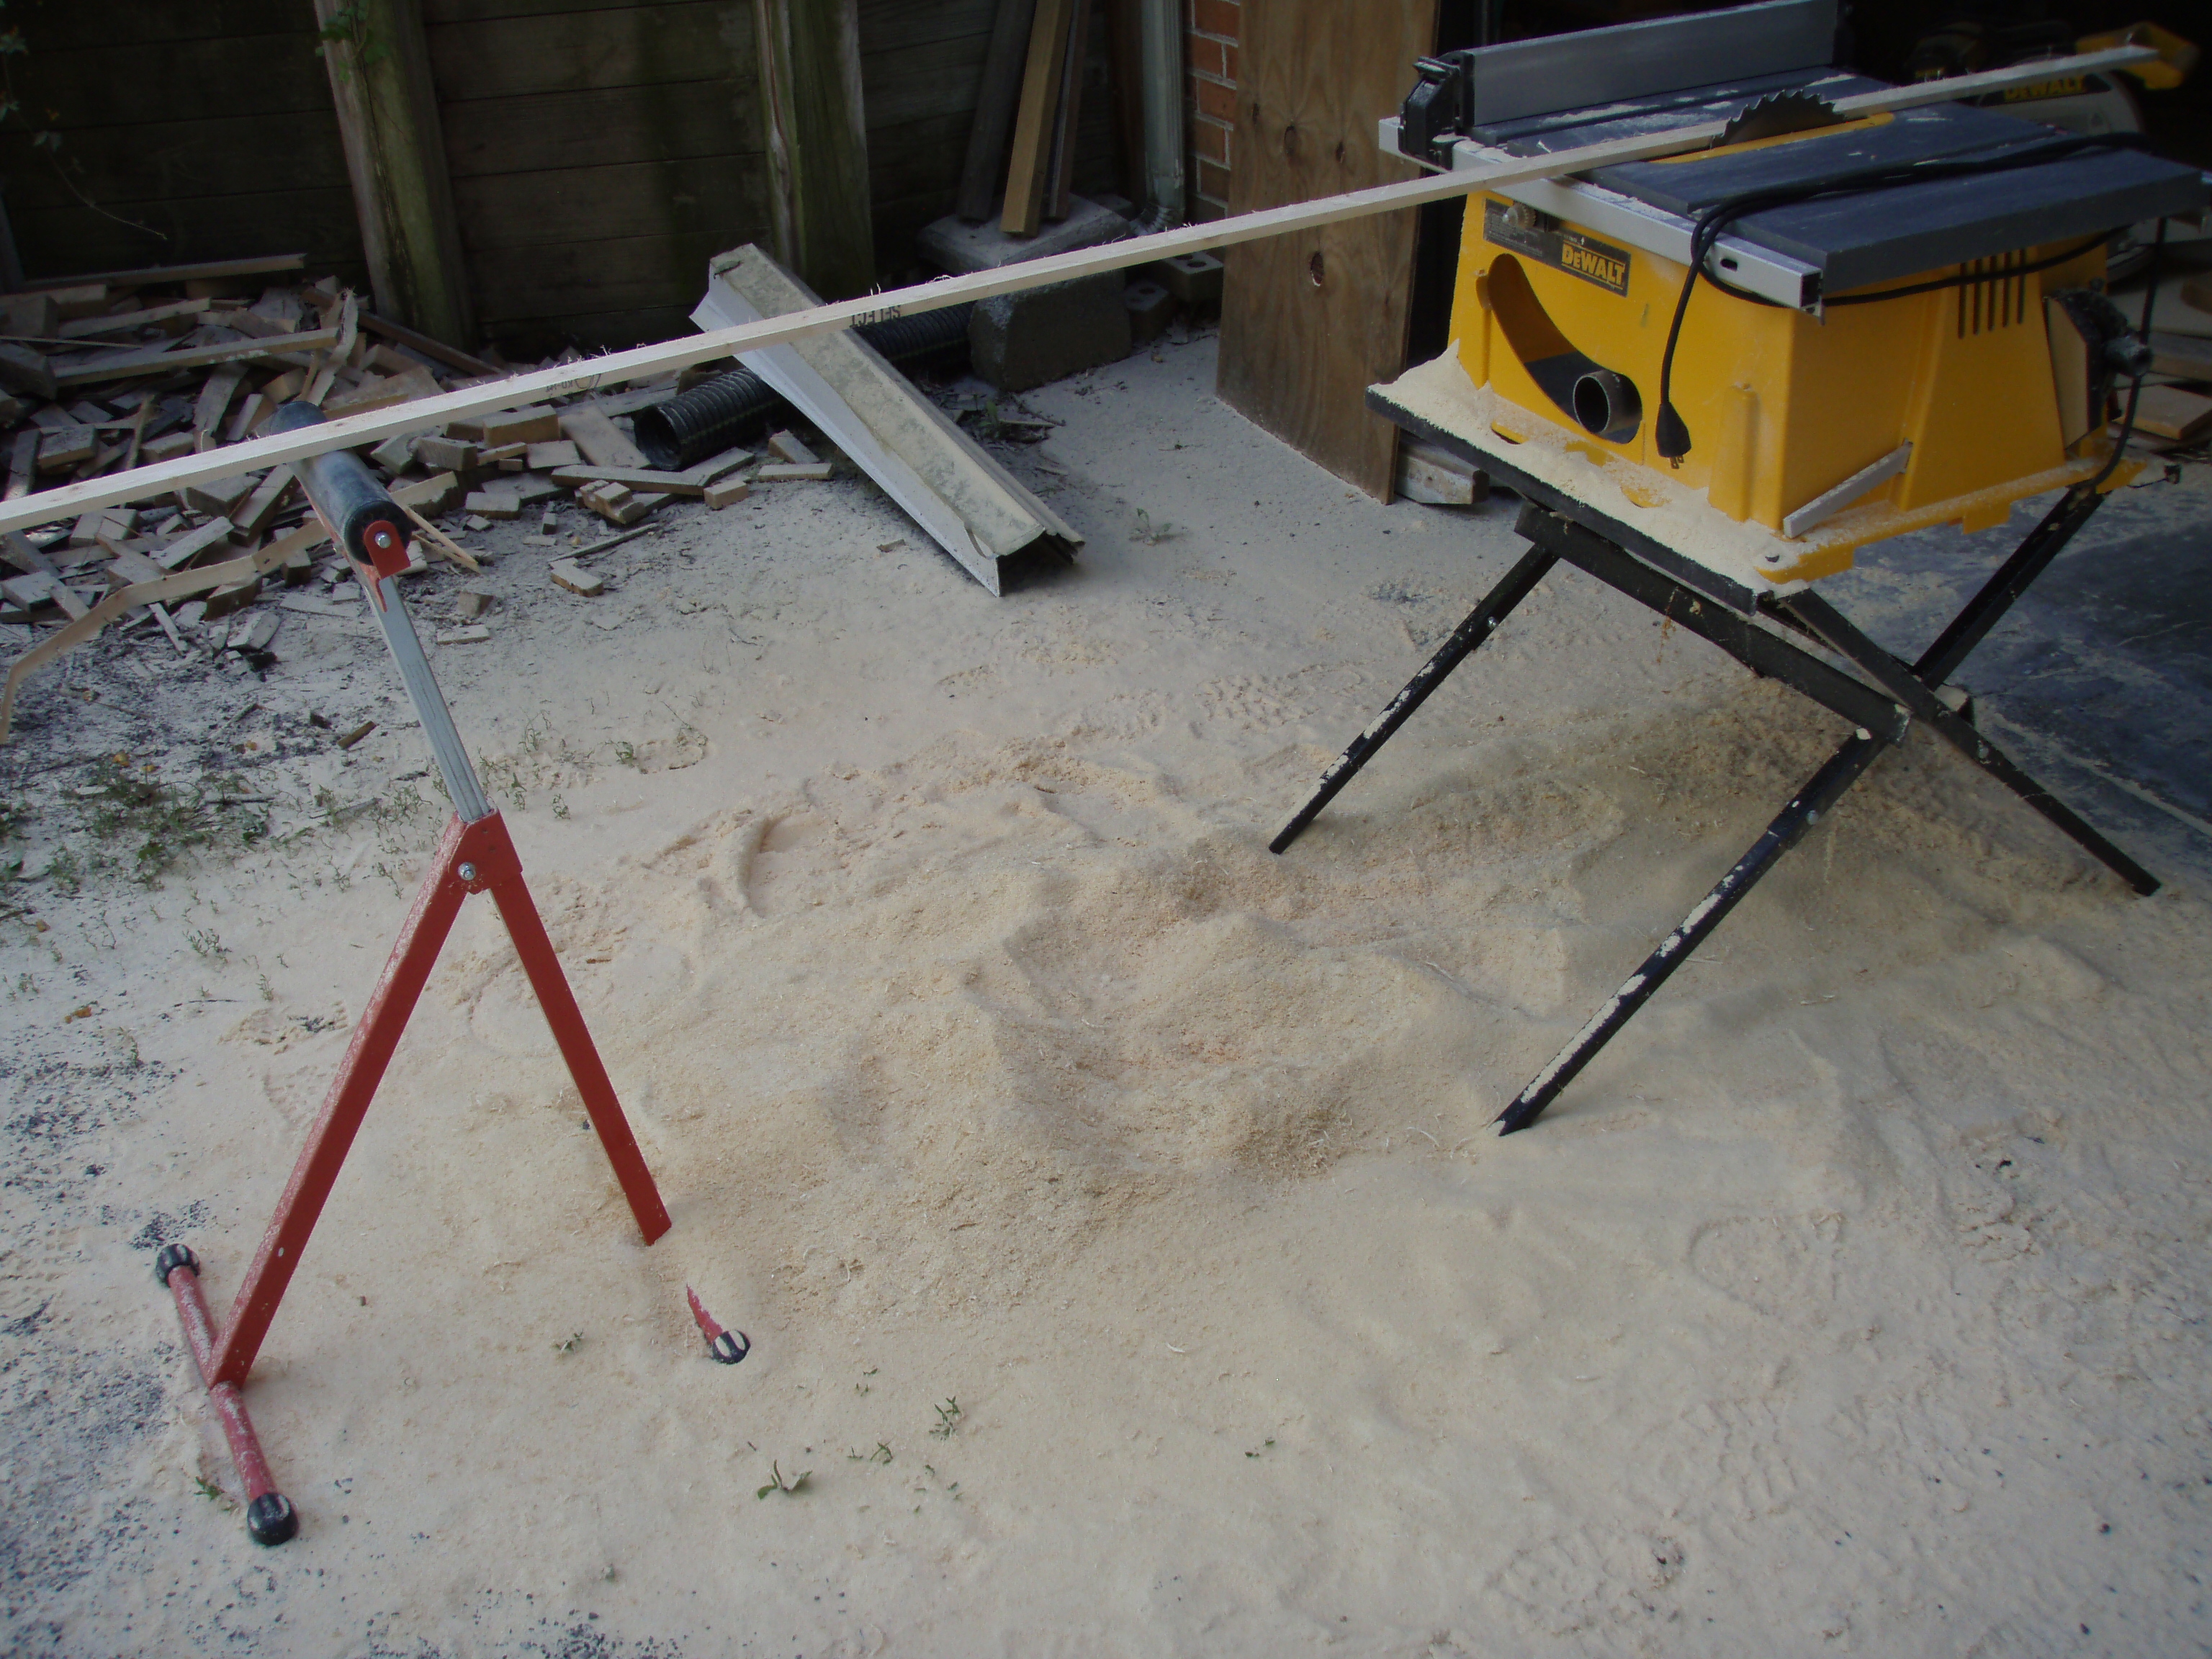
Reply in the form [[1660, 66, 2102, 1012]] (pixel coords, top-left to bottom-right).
[[2130, 329, 2212, 454], [0, 254, 504, 634]]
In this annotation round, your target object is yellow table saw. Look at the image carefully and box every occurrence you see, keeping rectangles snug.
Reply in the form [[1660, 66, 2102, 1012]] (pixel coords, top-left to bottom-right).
[[1272, 0, 2208, 1131]]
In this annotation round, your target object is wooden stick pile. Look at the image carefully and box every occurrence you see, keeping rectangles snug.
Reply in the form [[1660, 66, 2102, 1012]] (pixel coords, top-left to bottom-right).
[[0, 254, 510, 634], [0, 253, 753, 665]]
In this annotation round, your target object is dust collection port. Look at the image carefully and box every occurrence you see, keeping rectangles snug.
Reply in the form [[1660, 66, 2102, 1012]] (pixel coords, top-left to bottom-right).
[[1571, 369, 1642, 442]]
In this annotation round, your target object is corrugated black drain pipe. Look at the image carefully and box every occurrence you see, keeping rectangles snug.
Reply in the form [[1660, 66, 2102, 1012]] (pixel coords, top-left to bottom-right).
[[634, 304, 974, 471]]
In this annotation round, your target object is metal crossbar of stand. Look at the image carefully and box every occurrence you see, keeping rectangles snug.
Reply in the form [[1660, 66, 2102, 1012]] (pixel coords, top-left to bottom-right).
[[155, 407, 670, 1545], [1272, 486, 2157, 1137]]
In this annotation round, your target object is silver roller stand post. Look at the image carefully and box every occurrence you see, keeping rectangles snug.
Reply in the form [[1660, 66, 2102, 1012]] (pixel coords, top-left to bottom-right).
[[359, 562, 491, 826]]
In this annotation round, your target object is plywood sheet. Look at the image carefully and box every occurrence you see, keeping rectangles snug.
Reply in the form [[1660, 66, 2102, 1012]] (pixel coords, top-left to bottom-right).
[[1216, 0, 1436, 500]]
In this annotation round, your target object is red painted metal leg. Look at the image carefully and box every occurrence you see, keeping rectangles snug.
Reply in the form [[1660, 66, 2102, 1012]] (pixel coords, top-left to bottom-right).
[[207, 811, 670, 1390], [472, 813, 672, 1244], [158, 1246, 297, 1545], [209, 811, 477, 1388]]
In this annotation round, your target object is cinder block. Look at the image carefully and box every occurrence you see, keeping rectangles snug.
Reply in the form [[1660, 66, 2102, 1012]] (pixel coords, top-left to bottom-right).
[[918, 195, 1130, 275], [1154, 251, 1224, 307], [968, 275, 1132, 393], [1123, 280, 1175, 344]]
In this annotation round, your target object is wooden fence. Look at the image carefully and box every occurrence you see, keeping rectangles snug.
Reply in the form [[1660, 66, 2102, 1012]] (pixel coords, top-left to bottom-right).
[[1, 0, 1123, 355]]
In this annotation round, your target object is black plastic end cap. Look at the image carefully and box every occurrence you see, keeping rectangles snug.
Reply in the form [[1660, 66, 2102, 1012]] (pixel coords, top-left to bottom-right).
[[246, 1492, 299, 1546], [709, 1329, 751, 1365], [154, 1243, 200, 1286], [263, 401, 328, 436], [1654, 402, 1691, 464]]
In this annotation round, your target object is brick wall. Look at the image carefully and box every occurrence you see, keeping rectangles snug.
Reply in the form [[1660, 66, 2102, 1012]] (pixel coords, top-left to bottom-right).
[[1187, 0, 1240, 220]]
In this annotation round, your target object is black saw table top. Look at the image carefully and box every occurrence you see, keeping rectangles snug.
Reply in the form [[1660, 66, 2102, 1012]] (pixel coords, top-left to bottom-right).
[[1472, 70, 2206, 293]]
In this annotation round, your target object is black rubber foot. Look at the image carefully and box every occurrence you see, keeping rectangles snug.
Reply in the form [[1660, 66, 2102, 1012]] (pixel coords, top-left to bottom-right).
[[708, 1330, 750, 1365], [246, 1492, 298, 1546], [154, 1243, 200, 1286]]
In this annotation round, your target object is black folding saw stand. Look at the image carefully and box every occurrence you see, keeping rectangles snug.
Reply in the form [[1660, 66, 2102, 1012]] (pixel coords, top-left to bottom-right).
[[1272, 448, 2158, 1135]]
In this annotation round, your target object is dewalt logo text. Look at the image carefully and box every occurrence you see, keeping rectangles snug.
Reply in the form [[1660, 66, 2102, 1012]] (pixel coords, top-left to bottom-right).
[[1482, 199, 1632, 295], [1560, 242, 1628, 293], [2002, 76, 2087, 100]]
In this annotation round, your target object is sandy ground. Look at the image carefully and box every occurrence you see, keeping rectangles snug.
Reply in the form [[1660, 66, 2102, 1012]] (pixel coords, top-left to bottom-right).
[[3, 335, 2209, 1658]]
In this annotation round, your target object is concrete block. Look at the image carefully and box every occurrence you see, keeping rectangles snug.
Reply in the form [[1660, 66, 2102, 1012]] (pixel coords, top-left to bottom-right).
[[1154, 251, 1224, 307], [968, 275, 1132, 393], [1123, 280, 1175, 344], [918, 195, 1130, 275]]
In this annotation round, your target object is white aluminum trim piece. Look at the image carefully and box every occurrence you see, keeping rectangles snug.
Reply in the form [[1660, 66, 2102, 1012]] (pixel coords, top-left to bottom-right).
[[693, 279, 999, 595], [1781, 441, 1912, 538]]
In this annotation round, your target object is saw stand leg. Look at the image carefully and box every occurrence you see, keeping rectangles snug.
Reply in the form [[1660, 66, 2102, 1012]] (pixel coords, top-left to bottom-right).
[[1269, 544, 1557, 854], [158, 498, 670, 1545], [1274, 490, 2155, 1136]]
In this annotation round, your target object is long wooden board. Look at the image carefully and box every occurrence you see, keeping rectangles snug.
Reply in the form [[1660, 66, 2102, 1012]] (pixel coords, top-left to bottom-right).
[[1218, 0, 1438, 500], [0, 45, 2152, 541], [955, 0, 1039, 220], [1043, 0, 1094, 221], [1001, 0, 1075, 236], [15, 254, 306, 293], [54, 325, 341, 387]]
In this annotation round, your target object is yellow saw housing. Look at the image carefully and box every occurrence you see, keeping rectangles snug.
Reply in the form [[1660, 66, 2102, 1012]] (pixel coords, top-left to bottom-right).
[[1448, 184, 2109, 541]]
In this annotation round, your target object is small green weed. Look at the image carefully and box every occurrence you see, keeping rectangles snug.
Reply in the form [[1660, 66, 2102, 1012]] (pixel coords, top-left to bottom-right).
[[755, 1460, 811, 1499], [929, 1397, 962, 1439], [45, 845, 83, 894], [192, 1475, 235, 1511], [82, 761, 215, 885]]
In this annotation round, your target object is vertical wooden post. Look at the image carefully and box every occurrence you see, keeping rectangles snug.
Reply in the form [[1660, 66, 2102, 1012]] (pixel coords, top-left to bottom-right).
[[755, 0, 876, 302], [313, 0, 475, 350], [956, 0, 1040, 223], [1002, 0, 1077, 237]]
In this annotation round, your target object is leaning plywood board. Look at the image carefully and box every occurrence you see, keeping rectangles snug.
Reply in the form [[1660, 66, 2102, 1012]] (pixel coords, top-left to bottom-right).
[[1218, 0, 1438, 500], [696, 246, 1082, 595]]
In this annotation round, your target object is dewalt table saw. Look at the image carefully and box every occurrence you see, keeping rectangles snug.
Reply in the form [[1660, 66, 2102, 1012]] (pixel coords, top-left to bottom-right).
[[1272, 0, 2208, 1132]]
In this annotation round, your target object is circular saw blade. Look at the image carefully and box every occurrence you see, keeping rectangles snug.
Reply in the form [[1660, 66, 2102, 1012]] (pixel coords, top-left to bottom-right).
[[1719, 89, 1845, 146]]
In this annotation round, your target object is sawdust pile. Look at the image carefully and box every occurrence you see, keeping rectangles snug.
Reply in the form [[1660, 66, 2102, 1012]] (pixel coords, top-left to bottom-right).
[[6, 336, 2210, 1657]]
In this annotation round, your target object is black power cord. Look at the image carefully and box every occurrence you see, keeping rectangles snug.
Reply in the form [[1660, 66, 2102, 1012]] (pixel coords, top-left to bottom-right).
[[2090, 212, 2165, 491], [1652, 130, 2152, 464]]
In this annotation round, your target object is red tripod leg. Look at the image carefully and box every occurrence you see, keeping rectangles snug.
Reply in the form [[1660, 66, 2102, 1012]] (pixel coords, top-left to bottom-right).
[[207, 812, 477, 1388], [158, 1245, 297, 1545], [469, 812, 672, 1244]]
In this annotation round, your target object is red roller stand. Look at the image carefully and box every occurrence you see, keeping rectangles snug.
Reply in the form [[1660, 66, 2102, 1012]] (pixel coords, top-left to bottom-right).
[[163, 808, 670, 1542]]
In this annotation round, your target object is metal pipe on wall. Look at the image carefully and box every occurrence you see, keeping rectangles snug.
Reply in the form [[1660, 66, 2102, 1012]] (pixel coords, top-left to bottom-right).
[[1137, 0, 1186, 230]]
